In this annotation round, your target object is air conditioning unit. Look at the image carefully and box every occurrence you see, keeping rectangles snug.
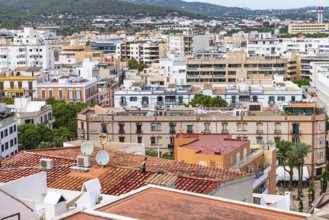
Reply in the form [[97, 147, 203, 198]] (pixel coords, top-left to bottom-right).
[[40, 159, 54, 170], [77, 155, 91, 168], [95, 195, 103, 205]]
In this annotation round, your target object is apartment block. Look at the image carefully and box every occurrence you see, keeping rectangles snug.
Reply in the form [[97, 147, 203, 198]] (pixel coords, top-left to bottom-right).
[[37, 75, 98, 105], [0, 107, 18, 158], [288, 23, 329, 34], [168, 34, 209, 57], [186, 52, 297, 84], [0, 67, 41, 99], [12, 97, 54, 128], [117, 41, 166, 64], [298, 55, 329, 81], [77, 102, 326, 178]]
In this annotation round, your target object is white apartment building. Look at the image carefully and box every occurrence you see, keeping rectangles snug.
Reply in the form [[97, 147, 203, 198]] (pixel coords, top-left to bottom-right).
[[0, 106, 18, 158], [115, 85, 193, 108], [0, 27, 55, 71], [314, 63, 329, 115], [168, 34, 209, 57], [10, 97, 54, 128], [159, 57, 186, 85], [115, 77, 302, 109]]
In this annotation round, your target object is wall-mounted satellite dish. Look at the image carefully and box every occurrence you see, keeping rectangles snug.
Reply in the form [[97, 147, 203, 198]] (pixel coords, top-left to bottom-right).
[[96, 150, 110, 166], [81, 141, 94, 156]]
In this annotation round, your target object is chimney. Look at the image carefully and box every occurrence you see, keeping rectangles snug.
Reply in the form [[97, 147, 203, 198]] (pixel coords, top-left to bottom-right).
[[318, 7, 321, 23], [321, 6, 324, 23], [81, 178, 102, 208], [44, 191, 67, 219]]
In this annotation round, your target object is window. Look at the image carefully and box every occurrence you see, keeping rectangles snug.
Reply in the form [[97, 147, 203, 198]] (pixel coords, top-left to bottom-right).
[[58, 90, 63, 99], [277, 96, 285, 101], [1, 144, 3, 152], [204, 122, 210, 133], [41, 90, 46, 99], [169, 122, 176, 134], [137, 136, 143, 143], [256, 137, 263, 144], [292, 137, 300, 143], [4, 129, 7, 136], [292, 123, 300, 134], [136, 122, 142, 133], [151, 123, 161, 131], [119, 137, 125, 142], [0, 131, 3, 138], [187, 123, 193, 133], [130, 97, 137, 102], [5, 142, 8, 150], [9, 127, 13, 134], [320, 152, 324, 160], [119, 122, 125, 133], [237, 122, 247, 131], [76, 90, 81, 100], [10, 139, 13, 147], [199, 161, 207, 166], [216, 162, 221, 168], [150, 136, 162, 145], [320, 136, 325, 145], [252, 96, 258, 102], [320, 122, 325, 132], [291, 96, 296, 102], [49, 90, 53, 97], [231, 96, 236, 104], [13, 125, 16, 132]]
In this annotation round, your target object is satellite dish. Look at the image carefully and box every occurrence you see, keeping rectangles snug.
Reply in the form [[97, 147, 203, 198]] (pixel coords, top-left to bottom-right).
[[96, 150, 110, 166], [81, 141, 94, 156]]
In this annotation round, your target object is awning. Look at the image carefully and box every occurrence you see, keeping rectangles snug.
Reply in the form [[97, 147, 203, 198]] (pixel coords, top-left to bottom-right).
[[276, 166, 309, 182]]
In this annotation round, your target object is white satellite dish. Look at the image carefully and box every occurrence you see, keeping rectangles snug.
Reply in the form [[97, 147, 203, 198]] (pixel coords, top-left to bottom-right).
[[96, 150, 110, 166], [81, 141, 94, 156]]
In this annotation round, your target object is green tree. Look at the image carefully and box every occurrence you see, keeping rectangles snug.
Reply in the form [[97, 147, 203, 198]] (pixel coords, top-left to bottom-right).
[[276, 140, 297, 191], [189, 94, 228, 107], [292, 143, 311, 200], [161, 152, 174, 160], [146, 149, 158, 157], [0, 96, 14, 104], [292, 79, 310, 87], [128, 57, 139, 69], [18, 123, 53, 150]]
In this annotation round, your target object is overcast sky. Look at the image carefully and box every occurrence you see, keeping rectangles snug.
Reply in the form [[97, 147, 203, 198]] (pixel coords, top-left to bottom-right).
[[184, 0, 329, 10]]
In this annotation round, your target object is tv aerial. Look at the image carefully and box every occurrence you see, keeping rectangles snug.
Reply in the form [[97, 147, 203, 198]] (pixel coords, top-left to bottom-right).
[[98, 133, 108, 150], [81, 141, 94, 156], [96, 150, 110, 166]]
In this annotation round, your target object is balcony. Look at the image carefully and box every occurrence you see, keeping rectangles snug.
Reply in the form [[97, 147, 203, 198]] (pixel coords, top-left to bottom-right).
[[256, 130, 263, 135], [169, 129, 176, 134], [141, 101, 149, 108], [168, 144, 174, 149], [119, 101, 127, 107], [274, 130, 281, 135], [186, 130, 193, 134], [118, 129, 125, 134], [253, 165, 271, 190], [291, 130, 302, 135], [136, 129, 142, 134], [221, 129, 229, 134], [268, 101, 275, 107], [204, 129, 211, 134], [156, 101, 164, 106]]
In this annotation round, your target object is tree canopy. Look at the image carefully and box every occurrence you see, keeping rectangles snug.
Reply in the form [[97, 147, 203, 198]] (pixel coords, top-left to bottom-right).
[[189, 94, 228, 107], [292, 79, 310, 87]]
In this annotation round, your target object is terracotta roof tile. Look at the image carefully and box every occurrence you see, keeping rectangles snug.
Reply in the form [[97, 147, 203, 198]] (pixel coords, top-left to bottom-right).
[[2, 147, 246, 196]]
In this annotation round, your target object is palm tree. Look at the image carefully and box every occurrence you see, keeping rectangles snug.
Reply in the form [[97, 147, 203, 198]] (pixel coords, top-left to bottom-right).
[[276, 140, 296, 190], [292, 143, 311, 200]]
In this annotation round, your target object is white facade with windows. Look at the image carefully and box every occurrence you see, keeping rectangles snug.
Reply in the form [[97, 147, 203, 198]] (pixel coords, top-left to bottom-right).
[[316, 67, 329, 116], [0, 114, 18, 158]]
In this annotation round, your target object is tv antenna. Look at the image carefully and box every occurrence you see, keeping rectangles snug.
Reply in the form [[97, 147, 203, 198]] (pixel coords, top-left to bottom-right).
[[98, 133, 108, 150], [81, 141, 94, 156]]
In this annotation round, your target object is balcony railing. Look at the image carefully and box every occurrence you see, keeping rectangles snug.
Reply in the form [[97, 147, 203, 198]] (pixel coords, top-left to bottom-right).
[[141, 101, 149, 107], [291, 130, 302, 135], [221, 129, 229, 134], [136, 129, 142, 134], [204, 129, 211, 134], [118, 129, 125, 134], [168, 144, 174, 149], [169, 129, 176, 134], [120, 102, 127, 107], [274, 130, 281, 135], [186, 130, 193, 134], [256, 130, 263, 135]]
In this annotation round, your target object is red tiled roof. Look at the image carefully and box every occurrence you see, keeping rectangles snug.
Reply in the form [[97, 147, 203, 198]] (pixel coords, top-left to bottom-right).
[[2, 147, 245, 196], [95, 187, 307, 220], [0, 151, 75, 185], [176, 134, 248, 155]]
